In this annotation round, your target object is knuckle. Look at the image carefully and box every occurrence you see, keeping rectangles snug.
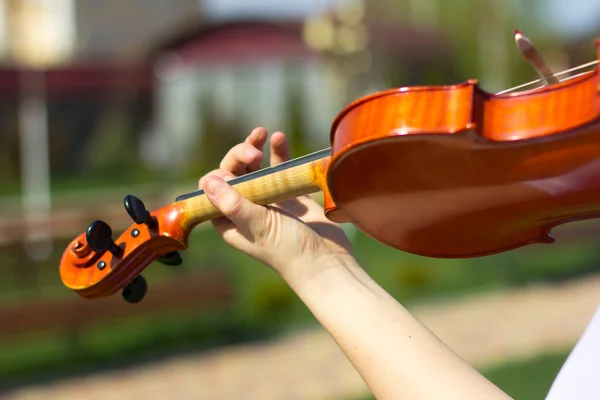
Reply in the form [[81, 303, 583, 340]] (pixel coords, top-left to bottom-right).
[[221, 190, 244, 217], [219, 144, 245, 168]]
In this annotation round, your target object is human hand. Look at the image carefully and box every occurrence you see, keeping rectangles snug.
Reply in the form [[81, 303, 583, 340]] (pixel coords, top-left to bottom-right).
[[199, 130, 512, 400], [199, 127, 354, 281]]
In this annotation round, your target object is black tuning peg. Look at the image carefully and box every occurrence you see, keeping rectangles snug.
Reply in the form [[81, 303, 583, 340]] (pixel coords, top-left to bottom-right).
[[122, 275, 147, 303], [86, 220, 122, 256], [124, 194, 157, 228], [158, 251, 183, 266]]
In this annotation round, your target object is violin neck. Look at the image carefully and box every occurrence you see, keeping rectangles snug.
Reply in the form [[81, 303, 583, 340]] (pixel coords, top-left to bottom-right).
[[177, 148, 332, 230]]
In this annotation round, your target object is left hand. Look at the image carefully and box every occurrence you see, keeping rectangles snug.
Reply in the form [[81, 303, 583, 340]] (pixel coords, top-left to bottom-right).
[[198, 127, 353, 280]]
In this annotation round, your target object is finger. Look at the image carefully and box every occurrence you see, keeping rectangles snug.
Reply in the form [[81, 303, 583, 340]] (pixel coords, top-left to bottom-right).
[[217, 127, 268, 175], [244, 127, 269, 172], [269, 131, 291, 166], [219, 143, 264, 175], [198, 169, 235, 189], [245, 127, 269, 149], [203, 176, 270, 239]]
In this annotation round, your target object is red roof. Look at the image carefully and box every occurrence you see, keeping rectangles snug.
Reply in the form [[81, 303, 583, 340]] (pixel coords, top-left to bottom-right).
[[149, 18, 451, 67], [151, 20, 315, 66], [0, 63, 153, 99]]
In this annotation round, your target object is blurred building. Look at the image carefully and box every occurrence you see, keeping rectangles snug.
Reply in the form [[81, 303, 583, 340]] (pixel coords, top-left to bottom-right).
[[143, 19, 340, 171], [0, 0, 202, 63], [74, 0, 201, 61], [143, 2, 456, 172], [0, 0, 200, 178], [0, 0, 457, 181]]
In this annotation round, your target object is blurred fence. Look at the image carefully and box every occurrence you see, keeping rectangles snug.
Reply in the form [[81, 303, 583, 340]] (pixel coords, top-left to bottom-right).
[[0, 268, 234, 341]]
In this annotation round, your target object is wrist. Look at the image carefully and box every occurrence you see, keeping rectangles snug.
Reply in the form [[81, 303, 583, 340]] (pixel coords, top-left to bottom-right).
[[280, 252, 364, 295]]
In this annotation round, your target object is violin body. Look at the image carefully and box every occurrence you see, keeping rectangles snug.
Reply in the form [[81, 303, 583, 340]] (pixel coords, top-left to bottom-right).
[[59, 39, 600, 301], [326, 43, 600, 257]]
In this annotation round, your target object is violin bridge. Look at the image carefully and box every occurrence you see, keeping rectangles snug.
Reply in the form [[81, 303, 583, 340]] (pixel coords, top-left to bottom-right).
[[514, 29, 559, 85]]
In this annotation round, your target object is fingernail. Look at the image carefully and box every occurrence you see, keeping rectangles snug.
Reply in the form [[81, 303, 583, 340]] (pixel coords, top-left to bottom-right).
[[205, 177, 225, 195]]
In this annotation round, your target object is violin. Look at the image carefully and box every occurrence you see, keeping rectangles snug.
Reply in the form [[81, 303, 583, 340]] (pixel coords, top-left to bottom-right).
[[60, 33, 600, 303]]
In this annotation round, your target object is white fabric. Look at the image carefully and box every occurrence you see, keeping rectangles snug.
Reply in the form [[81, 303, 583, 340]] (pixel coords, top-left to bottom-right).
[[546, 306, 600, 399]]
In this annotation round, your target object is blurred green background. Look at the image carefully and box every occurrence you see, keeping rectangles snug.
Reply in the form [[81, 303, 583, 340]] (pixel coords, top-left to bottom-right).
[[0, 0, 599, 399]]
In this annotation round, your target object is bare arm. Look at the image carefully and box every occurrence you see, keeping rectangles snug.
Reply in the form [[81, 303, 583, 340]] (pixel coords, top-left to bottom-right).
[[200, 128, 511, 399], [288, 254, 510, 399]]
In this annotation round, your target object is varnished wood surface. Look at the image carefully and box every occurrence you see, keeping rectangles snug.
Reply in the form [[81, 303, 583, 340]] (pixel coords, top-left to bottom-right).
[[328, 123, 600, 257], [327, 42, 600, 257], [475, 70, 600, 140], [180, 156, 330, 230], [60, 203, 188, 298]]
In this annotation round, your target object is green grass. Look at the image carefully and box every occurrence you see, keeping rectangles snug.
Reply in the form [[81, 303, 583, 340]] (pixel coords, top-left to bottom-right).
[[482, 351, 570, 399], [351, 227, 600, 304], [0, 309, 248, 388]]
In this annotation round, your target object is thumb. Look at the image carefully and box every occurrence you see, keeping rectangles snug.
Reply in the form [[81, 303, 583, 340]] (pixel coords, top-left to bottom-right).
[[203, 176, 270, 238]]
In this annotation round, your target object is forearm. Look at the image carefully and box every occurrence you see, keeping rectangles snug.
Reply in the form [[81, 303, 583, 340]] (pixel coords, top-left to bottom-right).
[[285, 256, 512, 400]]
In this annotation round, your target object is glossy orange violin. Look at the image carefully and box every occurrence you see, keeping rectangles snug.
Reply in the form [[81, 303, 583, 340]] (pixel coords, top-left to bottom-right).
[[60, 33, 600, 303]]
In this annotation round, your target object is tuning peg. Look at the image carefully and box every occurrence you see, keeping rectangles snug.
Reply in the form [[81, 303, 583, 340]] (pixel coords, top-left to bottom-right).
[[124, 194, 157, 228], [86, 220, 122, 256], [158, 251, 183, 266], [122, 275, 147, 303]]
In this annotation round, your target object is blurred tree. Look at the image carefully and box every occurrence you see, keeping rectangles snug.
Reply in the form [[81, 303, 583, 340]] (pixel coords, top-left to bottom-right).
[[0, 101, 20, 186], [284, 83, 310, 159], [183, 94, 242, 177], [82, 105, 140, 177], [368, 0, 555, 91]]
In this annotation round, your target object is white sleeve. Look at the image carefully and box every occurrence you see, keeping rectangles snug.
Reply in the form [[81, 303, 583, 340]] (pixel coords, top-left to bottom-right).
[[545, 306, 600, 399]]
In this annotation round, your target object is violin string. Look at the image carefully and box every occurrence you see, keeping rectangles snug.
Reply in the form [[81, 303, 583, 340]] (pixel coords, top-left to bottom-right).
[[496, 60, 599, 95], [175, 147, 332, 202]]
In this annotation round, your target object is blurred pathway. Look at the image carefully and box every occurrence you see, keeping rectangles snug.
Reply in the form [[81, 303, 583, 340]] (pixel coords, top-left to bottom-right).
[[6, 275, 600, 400]]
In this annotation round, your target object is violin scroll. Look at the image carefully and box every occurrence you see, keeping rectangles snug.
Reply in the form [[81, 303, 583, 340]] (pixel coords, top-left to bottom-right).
[[59, 195, 189, 302]]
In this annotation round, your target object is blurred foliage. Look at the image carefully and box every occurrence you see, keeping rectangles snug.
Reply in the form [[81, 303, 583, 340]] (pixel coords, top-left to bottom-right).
[[0, 224, 598, 386], [285, 85, 311, 159], [393, 260, 434, 289], [0, 310, 243, 387], [181, 94, 243, 177], [372, 0, 564, 91], [481, 350, 570, 399], [0, 102, 20, 187], [248, 276, 299, 327], [1, 0, 599, 392], [83, 108, 139, 175]]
